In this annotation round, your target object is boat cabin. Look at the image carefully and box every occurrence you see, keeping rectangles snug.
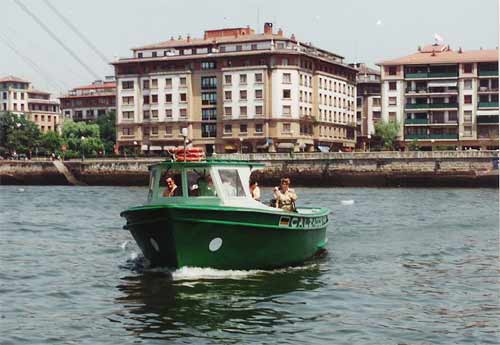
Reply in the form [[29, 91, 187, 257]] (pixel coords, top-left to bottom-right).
[[147, 160, 266, 208]]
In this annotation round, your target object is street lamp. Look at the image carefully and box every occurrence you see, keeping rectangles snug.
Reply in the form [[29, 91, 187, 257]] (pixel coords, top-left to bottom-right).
[[81, 136, 85, 161], [367, 134, 372, 152], [181, 128, 188, 161], [239, 137, 244, 154], [431, 138, 435, 151]]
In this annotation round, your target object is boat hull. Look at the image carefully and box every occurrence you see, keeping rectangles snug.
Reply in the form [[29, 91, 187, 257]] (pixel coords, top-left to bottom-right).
[[122, 205, 329, 270]]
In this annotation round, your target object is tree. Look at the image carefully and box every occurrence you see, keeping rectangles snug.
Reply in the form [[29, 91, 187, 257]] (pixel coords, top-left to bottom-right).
[[0, 112, 41, 154], [374, 120, 400, 150], [61, 120, 104, 156], [39, 130, 63, 154], [95, 110, 116, 154]]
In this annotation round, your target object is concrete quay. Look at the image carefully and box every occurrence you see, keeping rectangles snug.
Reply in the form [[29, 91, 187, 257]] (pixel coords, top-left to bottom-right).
[[0, 151, 498, 187]]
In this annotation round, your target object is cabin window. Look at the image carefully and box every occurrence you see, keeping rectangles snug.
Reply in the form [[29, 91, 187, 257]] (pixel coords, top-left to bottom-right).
[[186, 169, 216, 197], [159, 170, 183, 198], [218, 169, 245, 197]]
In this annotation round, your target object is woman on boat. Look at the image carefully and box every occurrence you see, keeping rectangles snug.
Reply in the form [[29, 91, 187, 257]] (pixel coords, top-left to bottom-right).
[[273, 177, 297, 212], [250, 180, 261, 201], [163, 177, 180, 197]]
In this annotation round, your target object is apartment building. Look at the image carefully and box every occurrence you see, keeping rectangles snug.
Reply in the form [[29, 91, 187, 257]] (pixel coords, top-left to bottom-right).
[[112, 23, 357, 154], [379, 44, 499, 150], [0, 76, 61, 133], [59, 78, 116, 122], [352, 63, 381, 149]]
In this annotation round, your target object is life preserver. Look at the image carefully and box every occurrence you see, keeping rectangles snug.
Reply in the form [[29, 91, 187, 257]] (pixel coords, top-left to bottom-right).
[[174, 147, 205, 162]]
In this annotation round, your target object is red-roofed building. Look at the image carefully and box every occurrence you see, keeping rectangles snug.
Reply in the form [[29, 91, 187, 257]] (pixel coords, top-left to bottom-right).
[[1, 76, 61, 133], [59, 78, 116, 122], [378, 44, 499, 150], [112, 23, 358, 154]]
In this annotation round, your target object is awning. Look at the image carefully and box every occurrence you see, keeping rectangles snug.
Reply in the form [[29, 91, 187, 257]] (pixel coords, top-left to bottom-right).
[[427, 81, 457, 87], [224, 144, 237, 151], [477, 110, 499, 116], [277, 143, 294, 149], [317, 145, 330, 153], [149, 146, 163, 151], [141, 144, 148, 150]]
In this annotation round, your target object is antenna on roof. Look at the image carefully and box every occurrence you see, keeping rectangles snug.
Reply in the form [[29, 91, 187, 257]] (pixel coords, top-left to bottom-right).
[[433, 33, 444, 45]]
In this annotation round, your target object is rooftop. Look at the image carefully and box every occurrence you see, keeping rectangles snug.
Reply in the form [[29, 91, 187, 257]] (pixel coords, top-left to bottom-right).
[[379, 44, 499, 65], [0, 75, 30, 84]]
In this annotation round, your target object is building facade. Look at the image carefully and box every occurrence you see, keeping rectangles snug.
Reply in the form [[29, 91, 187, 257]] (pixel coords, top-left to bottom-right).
[[112, 24, 357, 154], [0, 76, 61, 133], [379, 44, 499, 150], [59, 79, 116, 122], [352, 63, 381, 149]]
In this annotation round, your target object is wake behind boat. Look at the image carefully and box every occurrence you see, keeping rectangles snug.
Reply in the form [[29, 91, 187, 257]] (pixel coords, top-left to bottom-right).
[[120, 155, 329, 270]]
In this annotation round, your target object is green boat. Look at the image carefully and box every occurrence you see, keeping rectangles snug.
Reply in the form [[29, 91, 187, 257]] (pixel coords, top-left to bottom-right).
[[120, 159, 329, 270]]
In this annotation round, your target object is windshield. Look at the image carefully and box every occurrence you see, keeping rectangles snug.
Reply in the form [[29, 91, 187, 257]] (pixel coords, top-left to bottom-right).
[[218, 169, 246, 197]]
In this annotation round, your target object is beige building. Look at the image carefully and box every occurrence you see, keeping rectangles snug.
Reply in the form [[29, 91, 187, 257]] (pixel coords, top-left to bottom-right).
[[60, 78, 116, 122], [112, 24, 357, 154], [0, 76, 61, 133], [379, 44, 499, 150]]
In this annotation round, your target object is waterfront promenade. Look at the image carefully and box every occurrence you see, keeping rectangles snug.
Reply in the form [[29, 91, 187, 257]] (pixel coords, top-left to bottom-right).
[[0, 151, 498, 187]]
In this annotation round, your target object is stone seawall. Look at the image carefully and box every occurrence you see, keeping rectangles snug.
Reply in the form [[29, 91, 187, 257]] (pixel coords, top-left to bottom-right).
[[0, 151, 498, 187]]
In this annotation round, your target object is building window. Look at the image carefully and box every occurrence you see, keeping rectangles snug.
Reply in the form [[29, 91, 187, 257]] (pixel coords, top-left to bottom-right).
[[151, 94, 158, 103], [388, 66, 397, 75], [151, 109, 158, 119], [224, 91, 232, 100], [282, 73, 291, 84], [239, 74, 247, 84], [282, 105, 291, 116], [143, 95, 150, 104], [165, 109, 172, 119], [240, 124, 247, 133], [283, 89, 291, 99], [240, 106, 247, 116], [389, 112, 397, 121], [122, 81, 134, 89], [165, 78, 172, 88], [122, 128, 133, 135], [463, 63, 473, 74], [224, 106, 232, 116], [143, 110, 150, 119], [165, 94, 172, 103], [224, 75, 232, 84], [180, 93, 187, 102], [255, 89, 263, 99], [151, 79, 158, 88], [202, 123, 217, 138], [122, 96, 134, 105], [464, 79, 472, 90], [251, 44, 258, 50], [202, 92, 217, 105], [255, 105, 263, 116], [463, 110, 472, 122], [201, 76, 217, 89], [464, 95, 472, 104], [255, 73, 263, 83], [389, 97, 397, 106], [143, 80, 150, 89], [201, 61, 216, 70], [138, 52, 143, 58], [464, 126, 472, 137], [202, 108, 217, 121], [389, 82, 397, 90], [151, 126, 158, 135], [255, 123, 263, 133], [224, 124, 232, 134], [179, 77, 187, 86], [179, 108, 187, 118], [165, 126, 172, 136], [282, 123, 291, 133], [240, 90, 247, 100]]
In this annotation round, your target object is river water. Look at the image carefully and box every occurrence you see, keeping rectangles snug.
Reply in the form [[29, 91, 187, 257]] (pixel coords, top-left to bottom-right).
[[0, 186, 498, 344]]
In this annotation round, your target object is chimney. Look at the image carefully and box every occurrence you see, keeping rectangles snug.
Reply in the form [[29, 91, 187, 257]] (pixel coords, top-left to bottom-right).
[[170, 36, 174, 41], [290, 33, 296, 41], [187, 34, 191, 42], [178, 35, 182, 40], [264, 22, 273, 35], [458, 47, 463, 54], [418, 46, 421, 52], [277, 28, 283, 36]]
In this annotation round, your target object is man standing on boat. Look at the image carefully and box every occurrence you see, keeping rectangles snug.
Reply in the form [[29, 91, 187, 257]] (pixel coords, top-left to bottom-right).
[[250, 180, 261, 201], [273, 177, 297, 212], [163, 177, 179, 197]]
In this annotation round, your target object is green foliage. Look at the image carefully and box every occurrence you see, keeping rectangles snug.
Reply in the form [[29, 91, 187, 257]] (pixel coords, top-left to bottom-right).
[[61, 120, 104, 155], [408, 139, 420, 151], [95, 110, 116, 154], [39, 131, 63, 153], [0, 112, 41, 153], [374, 120, 400, 150]]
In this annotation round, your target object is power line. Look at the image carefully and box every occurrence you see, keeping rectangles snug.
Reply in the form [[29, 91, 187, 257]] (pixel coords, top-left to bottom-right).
[[0, 32, 67, 92], [42, 0, 110, 66], [13, 0, 101, 80]]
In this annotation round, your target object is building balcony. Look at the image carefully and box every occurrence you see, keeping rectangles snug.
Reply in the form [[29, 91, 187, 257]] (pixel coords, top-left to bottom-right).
[[478, 102, 499, 108], [405, 133, 457, 140], [405, 103, 429, 109], [405, 103, 458, 110], [477, 116, 499, 124], [405, 72, 429, 79], [405, 118, 428, 125], [428, 72, 458, 78], [478, 70, 499, 77]]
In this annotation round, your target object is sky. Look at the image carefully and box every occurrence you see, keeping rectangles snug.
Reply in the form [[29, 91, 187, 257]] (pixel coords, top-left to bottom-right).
[[1, 0, 498, 96]]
